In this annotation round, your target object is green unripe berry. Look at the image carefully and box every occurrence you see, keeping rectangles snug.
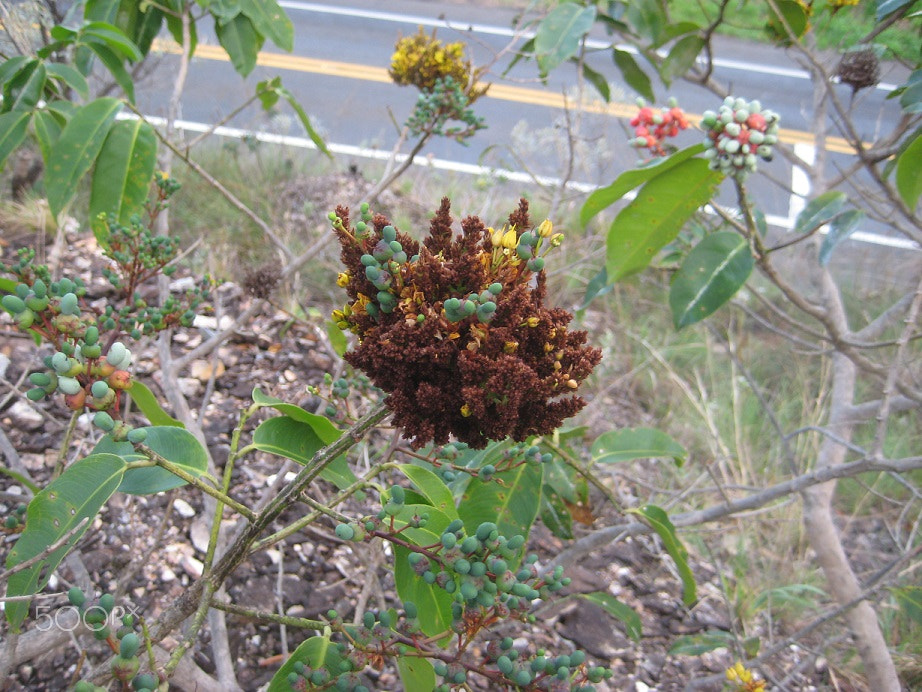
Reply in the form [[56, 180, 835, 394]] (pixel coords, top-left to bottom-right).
[[15, 503, 26, 515], [68, 587, 86, 607], [73, 682, 95, 692], [99, 593, 116, 612], [433, 661, 448, 676], [453, 558, 471, 574], [460, 581, 478, 600], [58, 377, 82, 396], [475, 522, 496, 541], [441, 533, 457, 549], [4, 515, 19, 529], [446, 519, 464, 534], [507, 534, 525, 550], [570, 650, 586, 666], [460, 536, 480, 554], [363, 611, 375, 629], [497, 655, 514, 674], [26, 387, 46, 401], [132, 673, 158, 690], [514, 669, 532, 686], [2, 294, 27, 314], [335, 523, 355, 541], [389, 485, 405, 504], [470, 561, 487, 577], [403, 601, 418, 619], [127, 428, 147, 444], [91, 380, 110, 398], [94, 411, 116, 432], [119, 633, 140, 658], [59, 292, 80, 316]]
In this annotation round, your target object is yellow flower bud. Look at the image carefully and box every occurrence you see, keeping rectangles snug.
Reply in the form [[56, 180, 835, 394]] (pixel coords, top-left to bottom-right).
[[536, 219, 553, 237], [460, 403, 472, 417], [550, 233, 565, 247], [503, 341, 518, 354], [490, 226, 504, 247], [336, 272, 351, 287], [501, 228, 518, 250], [525, 317, 539, 327]]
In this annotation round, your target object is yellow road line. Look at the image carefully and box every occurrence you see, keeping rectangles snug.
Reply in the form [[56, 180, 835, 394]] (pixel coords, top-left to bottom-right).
[[154, 39, 856, 155]]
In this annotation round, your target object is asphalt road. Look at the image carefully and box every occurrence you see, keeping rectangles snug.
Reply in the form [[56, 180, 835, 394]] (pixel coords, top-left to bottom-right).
[[133, 0, 912, 244]]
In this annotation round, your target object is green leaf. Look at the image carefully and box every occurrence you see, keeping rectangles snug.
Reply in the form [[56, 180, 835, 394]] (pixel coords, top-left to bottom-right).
[[392, 505, 455, 638], [581, 144, 705, 227], [580, 61, 609, 102], [216, 13, 263, 77], [4, 60, 46, 113], [239, 0, 293, 52], [626, 0, 665, 44], [250, 387, 342, 444], [276, 84, 331, 158], [896, 134, 922, 212], [612, 48, 654, 103], [898, 70, 922, 114], [267, 636, 345, 692], [752, 583, 826, 612], [659, 35, 704, 85], [630, 504, 696, 605], [892, 586, 922, 626], [795, 190, 848, 234], [579, 266, 613, 312], [82, 21, 143, 61], [90, 118, 157, 244], [128, 380, 184, 427], [252, 416, 357, 490], [769, 0, 810, 38], [5, 453, 126, 630], [668, 630, 735, 656], [458, 457, 543, 561], [576, 592, 642, 641], [606, 158, 723, 281], [0, 111, 32, 171], [206, 0, 244, 23], [163, 0, 197, 54], [591, 427, 686, 466], [397, 656, 436, 691], [396, 464, 459, 520], [534, 3, 597, 76], [46, 97, 122, 217], [0, 56, 32, 93], [94, 426, 209, 495], [669, 231, 754, 329], [44, 63, 90, 100], [540, 487, 573, 539], [326, 319, 347, 356], [818, 209, 865, 266], [877, 0, 915, 21], [85, 42, 135, 102]]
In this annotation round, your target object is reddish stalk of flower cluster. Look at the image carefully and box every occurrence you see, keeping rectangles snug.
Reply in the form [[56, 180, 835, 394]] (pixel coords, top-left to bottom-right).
[[629, 98, 689, 157], [331, 198, 601, 449]]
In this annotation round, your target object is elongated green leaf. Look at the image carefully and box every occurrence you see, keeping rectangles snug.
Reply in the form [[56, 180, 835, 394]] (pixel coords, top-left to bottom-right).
[[5, 60, 45, 113], [581, 144, 706, 227], [163, 0, 197, 54], [892, 586, 922, 626], [818, 209, 865, 266], [626, 0, 665, 44], [458, 459, 543, 563], [534, 3, 597, 75], [898, 70, 922, 114], [267, 636, 345, 692], [669, 231, 754, 329], [607, 158, 723, 281], [591, 427, 686, 466], [579, 266, 613, 312], [90, 118, 157, 243], [580, 62, 609, 102], [277, 85, 331, 158], [5, 453, 126, 629], [44, 63, 90, 100], [208, 0, 244, 23], [46, 98, 121, 217], [251, 387, 341, 444], [82, 22, 143, 61], [86, 42, 135, 102], [326, 319, 347, 356], [668, 630, 735, 656], [113, 1, 165, 55], [660, 35, 704, 85], [612, 48, 654, 103], [0, 110, 31, 171], [216, 13, 263, 77], [392, 505, 455, 638], [397, 464, 459, 519], [577, 592, 642, 641], [630, 504, 696, 604], [93, 426, 208, 495], [0, 56, 32, 93], [752, 583, 825, 612], [239, 0, 292, 51], [877, 0, 915, 21], [896, 134, 922, 212], [795, 190, 847, 233], [252, 416, 357, 490], [397, 656, 436, 691], [540, 486, 573, 539], [128, 380, 184, 427]]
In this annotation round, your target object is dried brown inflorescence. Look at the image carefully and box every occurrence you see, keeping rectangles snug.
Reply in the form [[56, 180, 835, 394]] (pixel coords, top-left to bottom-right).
[[331, 198, 601, 449]]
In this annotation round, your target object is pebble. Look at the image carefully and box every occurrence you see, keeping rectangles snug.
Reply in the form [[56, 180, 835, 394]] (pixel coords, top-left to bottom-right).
[[7, 401, 43, 430], [180, 555, 204, 579], [190, 519, 211, 553], [161, 566, 177, 582], [0, 353, 9, 378], [173, 498, 196, 518]]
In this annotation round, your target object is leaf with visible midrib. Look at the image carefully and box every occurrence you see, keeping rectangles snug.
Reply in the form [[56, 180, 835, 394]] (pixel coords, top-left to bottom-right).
[[46, 98, 122, 217], [267, 636, 345, 692], [5, 453, 126, 630]]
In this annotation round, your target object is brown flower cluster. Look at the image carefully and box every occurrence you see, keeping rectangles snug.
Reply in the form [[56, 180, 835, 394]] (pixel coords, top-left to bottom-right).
[[331, 198, 601, 449]]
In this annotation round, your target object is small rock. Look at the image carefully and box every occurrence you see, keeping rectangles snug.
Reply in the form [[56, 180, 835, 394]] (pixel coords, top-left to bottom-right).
[[190, 519, 211, 553], [161, 566, 177, 582], [180, 555, 204, 579], [178, 377, 202, 397], [7, 401, 43, 430], [0, 353, 10, 378], [190, 359, 225, 382], [173, 498, 196, 518], [170, 276, 196, 292]]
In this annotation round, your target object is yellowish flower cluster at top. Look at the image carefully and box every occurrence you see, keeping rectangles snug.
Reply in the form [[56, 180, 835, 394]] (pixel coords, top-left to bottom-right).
[[725, 662, 766, 692], [389, 28, 486, 100]]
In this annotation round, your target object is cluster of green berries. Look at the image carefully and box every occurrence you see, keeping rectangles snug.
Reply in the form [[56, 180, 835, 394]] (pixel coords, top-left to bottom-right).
[[2, 275, 85, 332], [430, 441, 552, 484], [477, 638, 611, 691], [629, 97, 690, 157], [443, 282, 501, 324], [702, 97, 780, 180], [315, 372, 374, 420], [405, 75, 486, 143], [66, 588, 159, 692], [352, 219, 417, 320], [2, 502, 27, 531]]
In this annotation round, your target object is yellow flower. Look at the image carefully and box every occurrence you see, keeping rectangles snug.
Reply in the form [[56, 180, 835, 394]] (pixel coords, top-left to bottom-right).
[[536, 219, 553, 238], [501, 228, 518, 250], [336, 272, 351, 287]]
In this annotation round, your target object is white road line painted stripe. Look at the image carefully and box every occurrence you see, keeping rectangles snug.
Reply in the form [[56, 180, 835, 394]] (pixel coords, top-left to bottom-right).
[[278, 1, 897, 91], [128, 113, 919, 251]]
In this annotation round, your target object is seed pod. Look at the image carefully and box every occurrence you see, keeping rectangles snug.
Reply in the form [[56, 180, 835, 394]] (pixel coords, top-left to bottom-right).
[[57, 377, 82, 396], [119, 633, 140, 658], [59, 292, 79, 316], [64, 389, 87, 410], [2, 294, 27, 314]]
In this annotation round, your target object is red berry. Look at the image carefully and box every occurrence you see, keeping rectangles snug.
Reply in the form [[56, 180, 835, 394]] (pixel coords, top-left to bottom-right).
[[747, 113, 767, 131]]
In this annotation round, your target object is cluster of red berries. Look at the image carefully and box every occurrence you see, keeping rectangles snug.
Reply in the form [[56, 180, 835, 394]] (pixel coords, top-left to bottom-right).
[[629, 97, 689, 157], [702, 96, 781, 180]]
